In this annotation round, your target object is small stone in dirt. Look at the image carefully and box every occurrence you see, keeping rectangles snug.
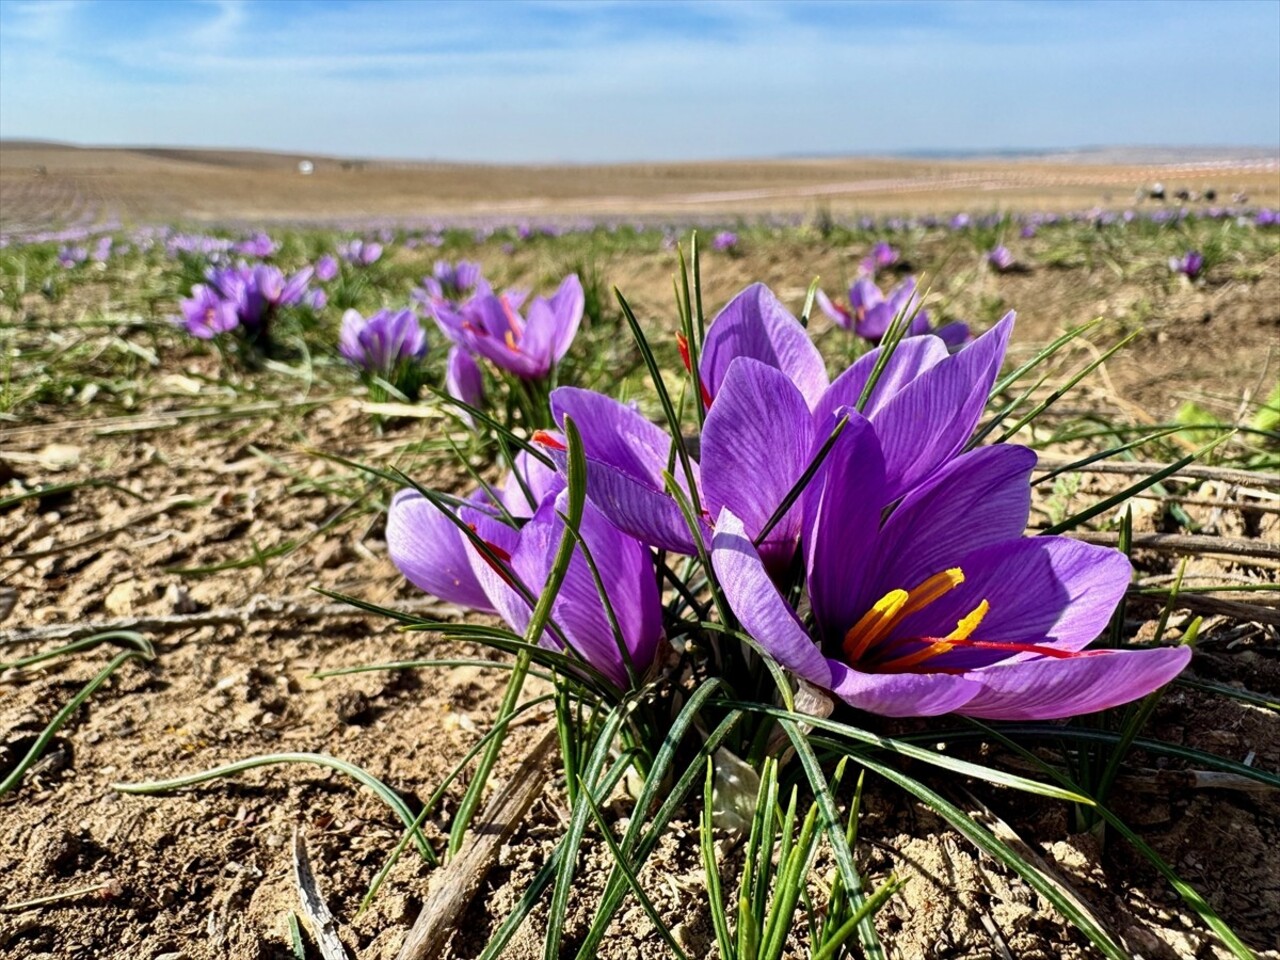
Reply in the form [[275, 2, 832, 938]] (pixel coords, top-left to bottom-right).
[[104, 581, 145, 617], [333, 689, 373, 724], [164, 584, 199, 614]]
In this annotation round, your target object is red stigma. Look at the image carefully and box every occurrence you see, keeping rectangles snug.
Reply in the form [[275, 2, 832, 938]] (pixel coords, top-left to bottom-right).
[[532, 430, 566, 451], [676, 333, 713, 409]]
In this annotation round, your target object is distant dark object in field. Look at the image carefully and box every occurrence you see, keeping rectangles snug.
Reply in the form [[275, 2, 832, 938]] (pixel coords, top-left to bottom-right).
[[340, 160, 367, 172], [1203, 188, 1217, 202], [1149, 182, 1166, 201], [1175, 189, 1192, 202]]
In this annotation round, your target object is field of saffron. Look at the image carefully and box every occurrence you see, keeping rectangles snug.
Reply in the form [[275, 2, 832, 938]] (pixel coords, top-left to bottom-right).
[[1, 194, 1278, 960]]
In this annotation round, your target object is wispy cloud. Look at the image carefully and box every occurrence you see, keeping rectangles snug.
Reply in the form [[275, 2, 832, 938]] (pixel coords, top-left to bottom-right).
[[1, 0, 1276, 161]]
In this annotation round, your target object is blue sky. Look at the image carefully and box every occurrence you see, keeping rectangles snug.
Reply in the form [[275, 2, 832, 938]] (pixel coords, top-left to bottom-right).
[[1, 0, 1277, 162]]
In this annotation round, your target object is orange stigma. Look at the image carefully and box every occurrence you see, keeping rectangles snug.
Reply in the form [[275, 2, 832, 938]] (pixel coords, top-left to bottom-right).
[[532, 430, 566, 451]]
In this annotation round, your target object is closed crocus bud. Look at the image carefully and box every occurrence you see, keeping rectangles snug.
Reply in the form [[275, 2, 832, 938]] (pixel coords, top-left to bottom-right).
[[314, 255, 339, 282], [446, 345, 485, 412]]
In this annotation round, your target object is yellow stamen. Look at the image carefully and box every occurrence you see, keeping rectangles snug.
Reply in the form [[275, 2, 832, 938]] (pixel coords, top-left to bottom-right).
[[504, 330, 519, 351], [898, 568, 965, 618], [843, 568, 965, 665], [842, 589, 907, 663], [946, 598, 989, 641], [875, 598, 991, 672]]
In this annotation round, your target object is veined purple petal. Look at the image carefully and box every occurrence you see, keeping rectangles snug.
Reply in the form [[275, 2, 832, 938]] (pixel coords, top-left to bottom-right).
[[957, 646, 1192, 720], [871, 311, 1013, 496], [815, 335, 950, 424], [827, 663, 981, 717], [386, 489, 495, 613], [802, 411, 887, 645], [711, 511, 834, 688], [891, 536, 1133, 668], [870, 444, 1037, 605], [499, 446, 565, 519], [815, 289, 852, 329], [700, 283, 829, 410], [700, 358, 815, 572], [445, 346, 485, 415]]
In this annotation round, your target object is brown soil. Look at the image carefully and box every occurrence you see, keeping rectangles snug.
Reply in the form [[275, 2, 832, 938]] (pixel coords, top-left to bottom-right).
[[2, 143, 1277, 227], [1, 239, 1278, 959]]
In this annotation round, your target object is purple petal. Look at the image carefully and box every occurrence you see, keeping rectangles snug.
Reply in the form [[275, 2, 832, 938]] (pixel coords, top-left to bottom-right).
[[801, 412, 887, 644], [892, 536, 1133, 668], [958, 646, 1192, 720], [827, 663, 981, 717], [871, 311, 1014, 496], [711, 511, 834, 689], [550, 387, 700, 553], [386, 490, 494, 613], [815, 289, 852, 329], [815, 335, 950, 424], [870, 444, 1037, 603], [700, 358, 815, 572], [700, 283, 828, 410]]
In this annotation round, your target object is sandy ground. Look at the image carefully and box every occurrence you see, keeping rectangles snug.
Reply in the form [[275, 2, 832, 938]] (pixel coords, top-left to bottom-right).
[[1, 143, 1277, 228]]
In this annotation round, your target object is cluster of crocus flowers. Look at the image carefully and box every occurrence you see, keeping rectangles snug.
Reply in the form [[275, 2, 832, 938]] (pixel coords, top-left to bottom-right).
[[178, 263, 314, 346], [419, 260, 485, 303], [387, 446, 663, 690], [1169, 250, 1205, 280], [519, 281, 1190, 720], [338, 308, 429, 398], [817, 275, 969, 348]]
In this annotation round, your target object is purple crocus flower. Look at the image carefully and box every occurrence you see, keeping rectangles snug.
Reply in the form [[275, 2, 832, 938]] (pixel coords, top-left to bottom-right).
[[234, 232, 276, 257], [712, 231, 739, 252], [1169, 250, 1205, 280], [987, 246, 1016, 272], [91, 237, 113, 263], [338, 308, 428, 376], [314, 254, 339, 282], [339, 239, 383, 266], [711, 417, 1191, 719], [433, 274, 583, 381], [57, 245, 87, 268], [859, 241, 899, 275], [817, 276, 930, 341], [422, 260, 485, 302], [179, 284, 239, 339], [544, 285, 1012, 573], [387, 479, 662, 690]]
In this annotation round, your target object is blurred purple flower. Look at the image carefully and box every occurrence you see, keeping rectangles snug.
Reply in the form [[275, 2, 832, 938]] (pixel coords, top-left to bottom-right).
[[817, 275, 932, 342], [338, 308, 428, 376], [987, 246, 1016, 272], [179, 284, 239, 339], [338, 239, 382, 266], [859, 241, 899, 275], [422, 260, 485, 303], [712, 231, 739, 252], [1168, 250, 1205, 279], [314, 255, 339, 282], [57, 245, 87, 268], [445, 345, 485, 415], [234, 232, 276, 257], [433, 274, 583, 380]]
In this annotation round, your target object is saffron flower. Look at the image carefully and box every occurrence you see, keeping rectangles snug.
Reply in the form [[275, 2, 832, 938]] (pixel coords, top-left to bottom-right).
[[314, 254, 339, 282], [338, 239, 382, 266], [422, 260, 485, 303], [712, 231, 739, 252], [1169, 250, 1205, 280], [387, 475, 662, 690], [859, 241, 899, 275], [234, 232, 276, 257], [711, 416, 1191, 719], [338, 308, 428, 377], [546, 285, 1011, 571], [432, 274, 583, 381], [987, 245, 1016, 272], [179, 284, 238, 339], [817, 275, 967, 347]]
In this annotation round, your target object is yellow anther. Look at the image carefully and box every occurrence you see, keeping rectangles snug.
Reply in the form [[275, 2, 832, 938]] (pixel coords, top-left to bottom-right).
[[946, 598, 989, 642], [898, 568, 965, 619], [842, 589, 907, 663], [504, 330, 519, 351]]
